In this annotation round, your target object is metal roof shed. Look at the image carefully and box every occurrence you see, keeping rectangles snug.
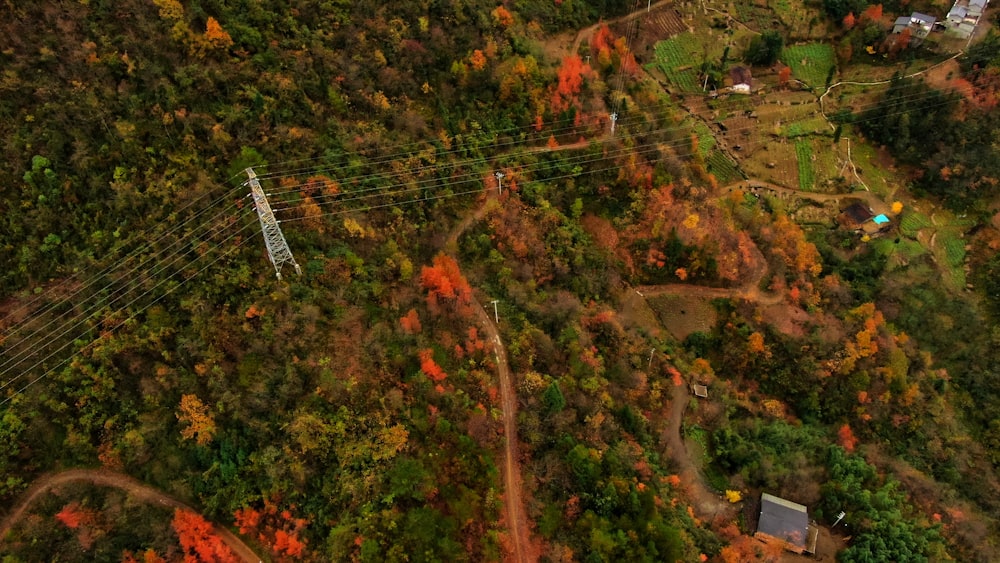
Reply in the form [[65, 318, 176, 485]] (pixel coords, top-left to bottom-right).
[[755, 493, 816, 554]]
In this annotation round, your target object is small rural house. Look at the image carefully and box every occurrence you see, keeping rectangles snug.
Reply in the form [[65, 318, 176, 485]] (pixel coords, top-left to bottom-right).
[[755, 493, 818, 554], [946, 0, 987, 38], [727, 66, 752, 94], [838, 202, 892, 236], [893, 12, 937, 44]]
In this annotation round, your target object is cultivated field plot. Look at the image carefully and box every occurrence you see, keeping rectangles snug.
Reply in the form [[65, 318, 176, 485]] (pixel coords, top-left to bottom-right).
[[692, 120, 716, 157], [781, 43, 836, 89], [728, 0, 778, 31], [652, 35, 703, 93], [900, 210, 933, 237], [739, 139, 799, 188], [647, 8, 688, 38], [624, 6, 689, 60], [872, 236, 927, 269], [795, 140, 815, 191], [706, 150, 743, 184], [781, 116, 829, 137]]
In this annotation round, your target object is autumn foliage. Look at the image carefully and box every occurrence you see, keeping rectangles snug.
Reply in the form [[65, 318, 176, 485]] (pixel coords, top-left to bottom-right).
[[419, 348, 448, 382], [399, 308, 422, 334], [121, 550, 167, 563], [172, 509, 237, 563], [233, 500, 309, 558], [177, 394, 216, 445], [420, 253, 472, 314], [55, 502, 96, 529], [203, 17, 233, 49], [549, 55, 595, 114], [838, 423, 859, 452]]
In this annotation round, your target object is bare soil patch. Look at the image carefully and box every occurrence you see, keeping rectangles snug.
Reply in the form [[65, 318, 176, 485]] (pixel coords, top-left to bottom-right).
[[645, 293, 718, 340]]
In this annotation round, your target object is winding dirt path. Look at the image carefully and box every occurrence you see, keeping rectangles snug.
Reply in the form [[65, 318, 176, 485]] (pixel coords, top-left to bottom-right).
[[444, 185, 532, 562], [0, 469, 261, 562], [662, 382, 733, 520]]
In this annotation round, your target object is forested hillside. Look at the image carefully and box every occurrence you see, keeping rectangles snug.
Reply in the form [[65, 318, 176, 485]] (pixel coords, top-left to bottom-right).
[[2, 0, 1000, 562]]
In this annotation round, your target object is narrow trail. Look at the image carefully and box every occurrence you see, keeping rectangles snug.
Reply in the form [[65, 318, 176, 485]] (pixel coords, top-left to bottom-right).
[[0, 468, 262, 562]]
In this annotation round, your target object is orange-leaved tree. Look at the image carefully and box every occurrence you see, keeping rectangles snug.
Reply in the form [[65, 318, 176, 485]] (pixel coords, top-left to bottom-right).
[[172, 509, 237, 563], [419, 349, 448, 382], [419, 253, 472, 315], [204, 17, 233, 49]]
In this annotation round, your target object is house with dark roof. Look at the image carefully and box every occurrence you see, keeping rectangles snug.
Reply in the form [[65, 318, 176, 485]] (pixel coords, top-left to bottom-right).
[[892, 12, 937, 44], [838, 202, 874, 228], [754, 493, 818, 554]]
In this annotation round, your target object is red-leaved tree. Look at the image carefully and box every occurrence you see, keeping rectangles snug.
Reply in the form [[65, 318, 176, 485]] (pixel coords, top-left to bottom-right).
[[172, 509, 237, 563], [420, 254, 472, 315], [418, 349, 448, 382]]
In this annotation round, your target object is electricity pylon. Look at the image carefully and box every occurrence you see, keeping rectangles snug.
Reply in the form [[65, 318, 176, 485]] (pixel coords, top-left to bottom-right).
[[245, 167, 301, 280]]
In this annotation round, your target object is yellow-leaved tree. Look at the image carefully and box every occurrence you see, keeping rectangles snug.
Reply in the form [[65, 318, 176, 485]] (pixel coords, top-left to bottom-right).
[[177, 394, 216, 445]]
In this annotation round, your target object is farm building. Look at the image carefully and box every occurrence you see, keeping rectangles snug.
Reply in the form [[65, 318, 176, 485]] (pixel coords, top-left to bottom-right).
[[755, 493, 818, 554], [838, 202, 874, 228], [838, 202, 892, 236], [726, 66, 752, 94], [892, 12, 937, 44], [946, 0, 989, 38]]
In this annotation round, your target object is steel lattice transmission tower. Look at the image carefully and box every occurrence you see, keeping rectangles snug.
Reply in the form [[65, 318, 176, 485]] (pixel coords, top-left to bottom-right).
[[245, 167, 301, 280]]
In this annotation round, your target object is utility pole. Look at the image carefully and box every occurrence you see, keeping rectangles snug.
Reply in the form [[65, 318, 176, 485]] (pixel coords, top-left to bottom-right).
[[648, 348, 655, 371], [490, 300, 499, 324], [245, 167, 301, 280], [494, 171, 505, 195], [610, 113, 617, 136], [832, 511, 847, 528]]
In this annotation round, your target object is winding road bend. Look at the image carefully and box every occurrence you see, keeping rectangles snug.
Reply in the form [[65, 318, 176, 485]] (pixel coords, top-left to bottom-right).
[[0, 469, 261, 562]]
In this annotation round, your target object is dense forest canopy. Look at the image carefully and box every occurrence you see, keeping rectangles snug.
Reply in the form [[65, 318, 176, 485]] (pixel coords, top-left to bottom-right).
[[2, 0, 1000, 561]]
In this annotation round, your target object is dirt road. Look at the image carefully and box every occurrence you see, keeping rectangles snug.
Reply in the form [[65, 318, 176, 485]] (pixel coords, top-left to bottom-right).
[[444, 183, 532, 561], [0, 469, 262, 562], [662, 382, 733, 520], [474, 300, 532, 563]]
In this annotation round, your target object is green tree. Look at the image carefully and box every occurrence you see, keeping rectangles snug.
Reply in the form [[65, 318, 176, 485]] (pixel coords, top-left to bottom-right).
[[745, 31, 784, 66]]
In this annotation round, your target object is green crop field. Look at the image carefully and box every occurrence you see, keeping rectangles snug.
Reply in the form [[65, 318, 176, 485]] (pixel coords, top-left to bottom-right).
[[900, 211, 933, 237], [707, 150, 742, 184], [692, 121, 715, 156], [795, 140, 814, 191], [653, 36, 702, 93], [782, 117, 829, 138], [781, 43, 836, 88]]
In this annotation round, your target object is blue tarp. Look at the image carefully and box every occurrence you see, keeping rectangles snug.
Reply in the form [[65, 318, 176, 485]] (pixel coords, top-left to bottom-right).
[[873, 214, 890, 225]]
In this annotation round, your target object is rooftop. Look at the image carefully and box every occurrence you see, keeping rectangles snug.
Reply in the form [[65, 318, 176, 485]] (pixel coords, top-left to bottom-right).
[[756, 493, 809, 552]]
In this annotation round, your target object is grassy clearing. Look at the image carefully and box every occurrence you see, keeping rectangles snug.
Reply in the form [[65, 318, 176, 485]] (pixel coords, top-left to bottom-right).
[[900, 211, 933, 237], [844, 138, 894, 197], [781, 43, 836, 88], [653, 36, 703, 93], [795, 140, 815, 191]]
